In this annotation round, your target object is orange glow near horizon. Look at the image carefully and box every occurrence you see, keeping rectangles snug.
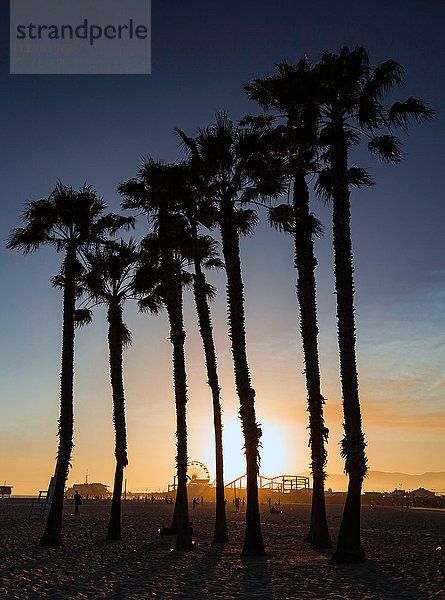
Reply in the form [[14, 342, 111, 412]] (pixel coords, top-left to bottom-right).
[[3, 233, 445, 496]]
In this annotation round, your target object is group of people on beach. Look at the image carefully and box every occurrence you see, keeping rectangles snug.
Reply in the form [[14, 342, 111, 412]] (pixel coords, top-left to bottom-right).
[[143, 495, 173, 504], [192, 497, 204, 509]]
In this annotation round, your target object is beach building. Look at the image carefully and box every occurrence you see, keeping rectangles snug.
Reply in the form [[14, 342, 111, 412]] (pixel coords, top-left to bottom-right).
[[0, 485, 12, 498], [407, 487, 436, 498], [65, 482, 109, 499], [388, 489, 406, 497]]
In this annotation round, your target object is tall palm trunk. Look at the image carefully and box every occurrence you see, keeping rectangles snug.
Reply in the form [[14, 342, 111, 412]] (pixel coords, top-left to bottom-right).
[[39, 244, 76, 546], [166, 278, 192, 550], [330, 121, 367, 563], [158, 214, 192, 550], [106, 302, 128, 541], [219, 197, 264, 557], [190, 223, 228, 544], [293, 172, 331, 549]]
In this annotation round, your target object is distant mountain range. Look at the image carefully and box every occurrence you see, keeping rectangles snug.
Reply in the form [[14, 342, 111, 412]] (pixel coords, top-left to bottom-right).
[[299, 471, 445, 494]]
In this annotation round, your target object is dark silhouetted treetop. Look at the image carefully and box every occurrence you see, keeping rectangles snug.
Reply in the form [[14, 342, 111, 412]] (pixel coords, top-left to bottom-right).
[[7, 181, 134, 256], [175, 111, 287, 209], [313, 46, 434, 163]]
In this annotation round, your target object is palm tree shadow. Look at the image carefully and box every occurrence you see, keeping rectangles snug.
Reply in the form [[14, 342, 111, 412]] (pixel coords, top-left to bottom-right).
[[308, 539, 431, 600], [175, 542, 229, 599], [239, 556, 273, 600], [329, 557, 431, 600], [313, 545, 334, 559]]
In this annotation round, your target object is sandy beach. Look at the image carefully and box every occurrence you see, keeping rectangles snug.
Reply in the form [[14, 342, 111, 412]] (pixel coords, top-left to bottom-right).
[[0, 499, 443, 599]]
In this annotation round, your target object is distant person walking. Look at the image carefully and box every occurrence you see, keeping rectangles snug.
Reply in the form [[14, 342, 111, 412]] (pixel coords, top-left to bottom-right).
[[73, 490, 82, 515]]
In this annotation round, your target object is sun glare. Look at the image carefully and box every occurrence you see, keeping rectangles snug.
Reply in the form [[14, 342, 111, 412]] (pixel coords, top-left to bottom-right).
[[204, 418, 291, 484]]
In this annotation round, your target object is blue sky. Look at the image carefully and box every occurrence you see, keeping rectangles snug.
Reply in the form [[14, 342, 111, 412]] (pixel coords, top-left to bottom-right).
[[1, 0, 444, 494]]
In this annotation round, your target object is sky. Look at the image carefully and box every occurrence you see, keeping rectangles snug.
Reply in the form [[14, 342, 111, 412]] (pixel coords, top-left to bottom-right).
[[1, 1, 444, 495]]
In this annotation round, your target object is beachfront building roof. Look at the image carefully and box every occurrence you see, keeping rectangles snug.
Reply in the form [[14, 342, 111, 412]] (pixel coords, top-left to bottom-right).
[[407, 487, 436, 497], [388, 489, 406, 496], [65, 482, 109, 498]]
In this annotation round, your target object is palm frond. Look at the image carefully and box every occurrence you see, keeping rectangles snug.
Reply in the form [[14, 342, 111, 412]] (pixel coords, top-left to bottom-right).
[[347, 167, 374, 188], [203, 257, 225, 270], [74, 308, 93, 328], [308, 214, 324, 239], [316, 166, 374, 201], [122, 322, 133, 348], [196, 234, 220, 259], [267, 204, 295, 234], [138, 292, 164, 315], [364, 59, 403, 100], [234, 208, 258, 237], [174, 128, 200, 161], [368, 135, 403, 163], [203, 281, 217, 301], [238, 114, 278, 128], [118, 179, 147, 210], [51, 273, 65, 289], [93, 214, 135, 237], [314, 168, 333, 203], [7, 226, 55, 254], [181, 270, 194, 288], [388, 97, 435, 130]]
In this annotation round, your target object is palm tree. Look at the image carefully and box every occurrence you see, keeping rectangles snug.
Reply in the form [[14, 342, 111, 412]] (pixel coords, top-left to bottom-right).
[[79, 240, 138, 541], [7, 182, 133, 546], [176, 114, 285, 556], [119, 160, 194, 550], [188, 231, 228, 544], [312, 46, 434, 562], [177, 166, 229, 544], [244, 60, 332, 548]]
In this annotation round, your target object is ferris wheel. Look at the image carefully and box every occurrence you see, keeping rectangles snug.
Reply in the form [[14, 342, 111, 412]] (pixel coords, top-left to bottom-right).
[[187, 461, 210, 483]]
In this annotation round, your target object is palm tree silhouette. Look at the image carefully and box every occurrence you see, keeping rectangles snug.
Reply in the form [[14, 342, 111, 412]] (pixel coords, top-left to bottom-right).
[[7, 182, 133, 546], [313, 46, 434, 562], [176, 164, 229, 544], [188, 231, 229, 544], [244, 59, 331, 548], [119, 160, 194, 550], [176, 114, 285, 556], [79, 240, 139, 541]]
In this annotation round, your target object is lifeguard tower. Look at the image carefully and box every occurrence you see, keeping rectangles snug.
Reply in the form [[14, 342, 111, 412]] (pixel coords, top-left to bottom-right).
[[0, 485, 12, 498]]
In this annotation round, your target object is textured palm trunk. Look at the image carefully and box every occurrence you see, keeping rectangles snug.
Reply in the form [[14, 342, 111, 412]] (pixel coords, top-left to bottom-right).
[[330, 121, 367, 563], [191, 223, 228, 544], [106, 302, 128, 541], [39, 244, 76, 546], [292, 172, 331, 549], [158, 213, 192, 550], [167, 283, 192, 550], [219, 198, 264, 557]]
